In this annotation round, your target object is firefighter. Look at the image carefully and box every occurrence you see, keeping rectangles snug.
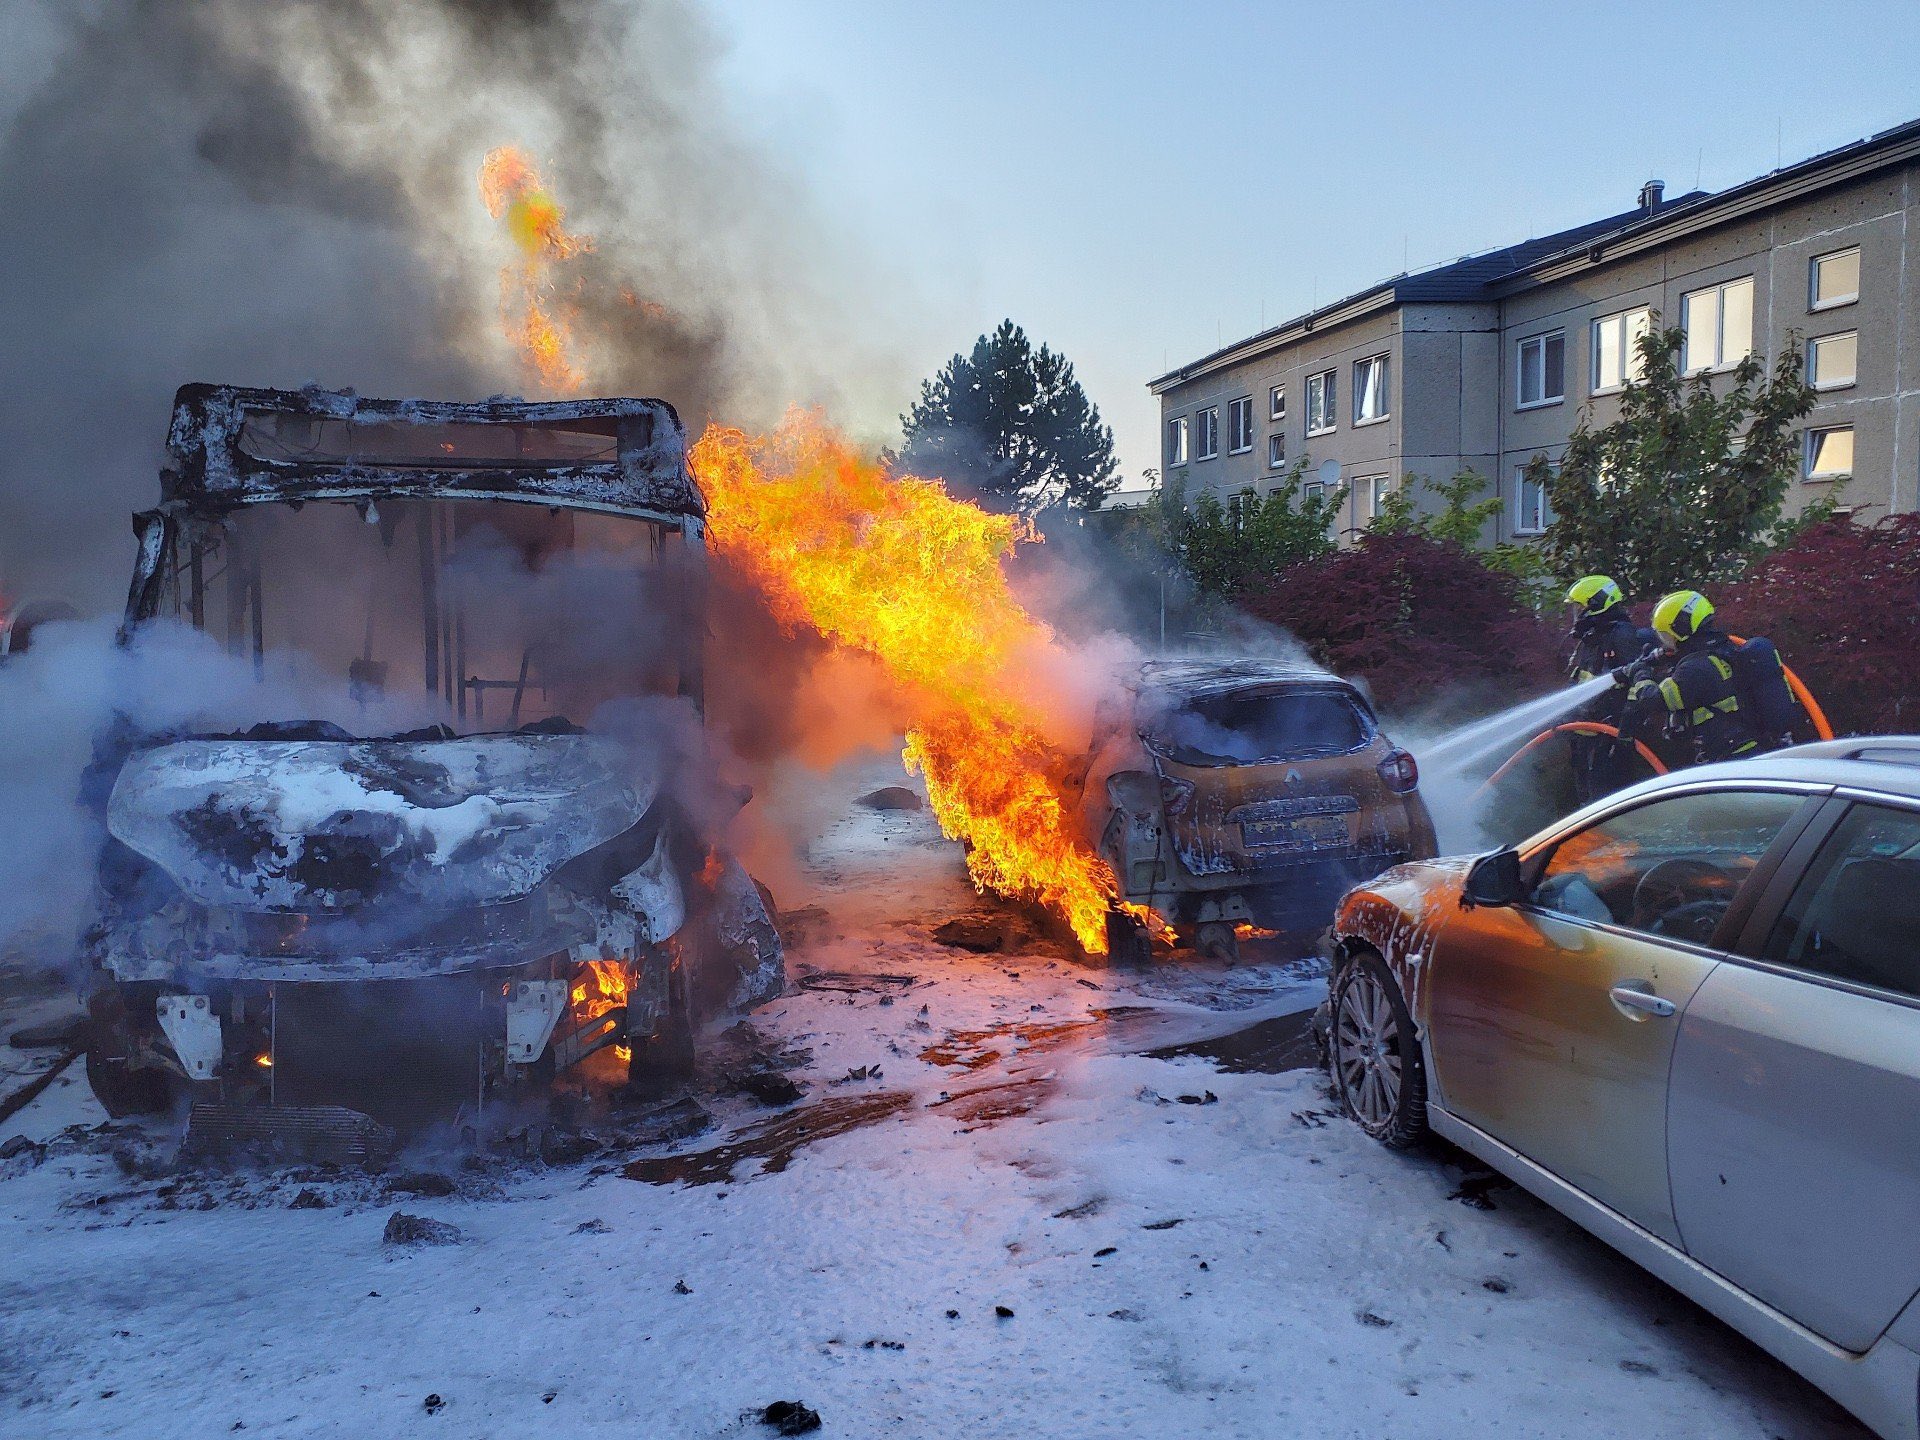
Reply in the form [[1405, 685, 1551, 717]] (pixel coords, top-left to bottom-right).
[[1617, 589, 1795, 765], [1563, 575, 1658, 802], [1564, 575, 1654, 681]]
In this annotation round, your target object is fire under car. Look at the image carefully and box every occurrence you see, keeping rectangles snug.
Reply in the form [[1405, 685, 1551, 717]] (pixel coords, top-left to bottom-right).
[[1077, 658, 1438, 962], [80, 384, 783, 1148]]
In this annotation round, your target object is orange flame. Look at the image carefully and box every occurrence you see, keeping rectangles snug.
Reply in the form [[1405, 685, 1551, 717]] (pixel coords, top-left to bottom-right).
[[571, 959, 632, 1063], [478, 146, 591, 394], [690, 416, 1125, 952], [474, 148, 1151, 954]]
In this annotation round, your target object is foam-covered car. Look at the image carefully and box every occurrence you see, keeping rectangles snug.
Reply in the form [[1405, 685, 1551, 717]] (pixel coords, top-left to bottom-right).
[[82, 384, 782, 1146], [1077, 658, 1437, 960]]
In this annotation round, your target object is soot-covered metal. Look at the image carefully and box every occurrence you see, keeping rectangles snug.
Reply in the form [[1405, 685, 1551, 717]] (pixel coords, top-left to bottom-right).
[[82, 384, 782, 1144]]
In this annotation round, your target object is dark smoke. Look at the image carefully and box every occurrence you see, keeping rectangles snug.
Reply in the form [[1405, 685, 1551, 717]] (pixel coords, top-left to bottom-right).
[[0, 0, 910, 612]]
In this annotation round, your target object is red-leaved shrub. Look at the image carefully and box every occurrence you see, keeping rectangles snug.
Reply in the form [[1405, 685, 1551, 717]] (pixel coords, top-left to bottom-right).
[[1240, 532, 1562, 712], [1722, 516, 1920, 737]]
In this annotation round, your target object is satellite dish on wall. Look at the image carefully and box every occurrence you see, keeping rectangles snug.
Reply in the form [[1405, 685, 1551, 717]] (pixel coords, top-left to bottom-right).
[[1318, 459, 1341, 486]]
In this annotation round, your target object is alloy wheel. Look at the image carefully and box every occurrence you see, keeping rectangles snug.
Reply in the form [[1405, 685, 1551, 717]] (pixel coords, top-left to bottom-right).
[[1334, 969, 1402, 1128]]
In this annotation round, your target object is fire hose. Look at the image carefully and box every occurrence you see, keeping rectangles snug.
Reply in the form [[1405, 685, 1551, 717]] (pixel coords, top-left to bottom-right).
[[1477, 649, 1834, 800], [1477, 722, 1666, 797]]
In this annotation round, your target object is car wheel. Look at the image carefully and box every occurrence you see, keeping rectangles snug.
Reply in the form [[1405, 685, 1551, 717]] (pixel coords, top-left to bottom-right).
[[1329, 951, 1427, 1148], [83, 1022, 176, 1118], [1194, 921, 1239, 965]]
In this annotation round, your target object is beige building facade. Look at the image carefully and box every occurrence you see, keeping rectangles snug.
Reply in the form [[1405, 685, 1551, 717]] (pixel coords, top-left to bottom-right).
[[1150, 121, 1920, 543]]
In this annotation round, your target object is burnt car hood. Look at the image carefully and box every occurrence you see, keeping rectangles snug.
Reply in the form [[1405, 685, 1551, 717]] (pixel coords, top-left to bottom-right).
[[107, 734, 653, 912]]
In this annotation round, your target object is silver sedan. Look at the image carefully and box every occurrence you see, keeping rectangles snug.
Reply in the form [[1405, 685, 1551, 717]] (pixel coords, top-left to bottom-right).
[[1327, 738, 1920, 1439]]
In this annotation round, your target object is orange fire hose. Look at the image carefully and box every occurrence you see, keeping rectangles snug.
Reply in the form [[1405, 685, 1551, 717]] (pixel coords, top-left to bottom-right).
[[1475, 721, 1667, 799]]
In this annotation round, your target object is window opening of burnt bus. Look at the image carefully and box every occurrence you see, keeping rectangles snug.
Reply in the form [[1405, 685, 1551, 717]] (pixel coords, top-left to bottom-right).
[[155, 415, 700, 732]]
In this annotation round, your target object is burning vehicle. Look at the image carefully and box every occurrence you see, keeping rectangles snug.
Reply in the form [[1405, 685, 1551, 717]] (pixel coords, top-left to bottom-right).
[[1078, 659, 1437, 961], [81, 384, 782, 1140]]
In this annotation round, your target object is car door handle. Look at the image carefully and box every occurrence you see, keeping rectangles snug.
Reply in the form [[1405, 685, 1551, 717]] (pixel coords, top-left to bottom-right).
[[1609, 983, 1677, 1019]]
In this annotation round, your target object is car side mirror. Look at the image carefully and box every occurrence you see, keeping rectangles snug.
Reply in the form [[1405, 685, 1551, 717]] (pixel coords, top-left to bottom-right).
[[1463, 849, 1525, 909]]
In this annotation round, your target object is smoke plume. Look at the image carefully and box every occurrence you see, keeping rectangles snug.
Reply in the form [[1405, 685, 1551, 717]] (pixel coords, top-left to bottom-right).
[[0, 0, 913, 612]]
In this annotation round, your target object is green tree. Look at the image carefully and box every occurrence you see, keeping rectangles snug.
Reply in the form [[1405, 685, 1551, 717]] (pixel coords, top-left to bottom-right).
[[1535, 322, 1817, 597], [1152, 462, 1344, 602], [1375, 467, 1558, 609], [892, 319, 1118, 511]]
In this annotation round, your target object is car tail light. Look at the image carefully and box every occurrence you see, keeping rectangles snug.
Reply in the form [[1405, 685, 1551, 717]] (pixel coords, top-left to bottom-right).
[[1159, 776, 1196, 815], [1378, 749, 1419, 793]]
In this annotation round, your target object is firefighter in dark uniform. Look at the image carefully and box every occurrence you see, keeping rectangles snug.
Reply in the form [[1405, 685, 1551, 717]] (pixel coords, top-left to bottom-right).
[[1564, 575, 1658, 802], [1618, 589, 1793, 765]]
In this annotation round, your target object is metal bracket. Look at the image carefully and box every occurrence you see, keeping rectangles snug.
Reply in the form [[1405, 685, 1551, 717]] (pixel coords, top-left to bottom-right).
[[505, 980, 569, 1064], [155, 994, 223, 1081]]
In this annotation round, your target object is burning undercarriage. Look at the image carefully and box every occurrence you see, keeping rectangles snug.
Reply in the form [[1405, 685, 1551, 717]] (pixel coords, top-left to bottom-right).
[[83, 383, 783, 1144]]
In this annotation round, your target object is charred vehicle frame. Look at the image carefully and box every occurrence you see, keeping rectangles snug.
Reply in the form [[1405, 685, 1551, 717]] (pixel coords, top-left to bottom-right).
[[83, 384, 782, 1144], [1080, 659, 1438, 962]]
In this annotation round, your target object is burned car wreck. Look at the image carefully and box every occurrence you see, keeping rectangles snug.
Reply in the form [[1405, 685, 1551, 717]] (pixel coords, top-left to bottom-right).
[[83, 384, 782, 1142], [1079, 659, 1439, 962]]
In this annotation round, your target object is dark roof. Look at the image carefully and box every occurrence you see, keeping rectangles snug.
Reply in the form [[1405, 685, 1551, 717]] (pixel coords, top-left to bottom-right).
[[1152, 114, 1920, 393]]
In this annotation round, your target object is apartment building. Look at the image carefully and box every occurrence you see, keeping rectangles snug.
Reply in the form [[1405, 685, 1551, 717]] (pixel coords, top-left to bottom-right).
[[1149, 119, 1920, 542]]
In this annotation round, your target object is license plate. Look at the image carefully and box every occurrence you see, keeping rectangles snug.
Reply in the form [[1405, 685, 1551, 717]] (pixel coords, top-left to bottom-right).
[[1241, 813, 1349, 851]]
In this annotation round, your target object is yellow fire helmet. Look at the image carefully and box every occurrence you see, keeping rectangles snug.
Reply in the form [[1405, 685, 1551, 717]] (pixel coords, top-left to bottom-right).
[[1651, 589, 1715, 647], [1565, 574, 1625, 615]]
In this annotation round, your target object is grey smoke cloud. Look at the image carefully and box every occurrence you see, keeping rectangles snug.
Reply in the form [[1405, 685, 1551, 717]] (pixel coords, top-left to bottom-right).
[[0, 0, 915, 612]]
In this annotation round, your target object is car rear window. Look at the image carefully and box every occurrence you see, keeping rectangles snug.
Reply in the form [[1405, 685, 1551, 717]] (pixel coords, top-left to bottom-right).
[[1148, 689, 1371, 766]]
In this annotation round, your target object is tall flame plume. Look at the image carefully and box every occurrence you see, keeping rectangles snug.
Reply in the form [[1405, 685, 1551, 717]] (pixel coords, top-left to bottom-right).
[[693, 419, 1123, 951], [476, 152, 1133, 953], [479, 146, 592, 394]]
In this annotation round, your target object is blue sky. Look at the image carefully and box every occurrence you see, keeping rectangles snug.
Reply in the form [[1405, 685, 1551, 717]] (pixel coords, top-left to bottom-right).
[[705, 0, 1920, 485]]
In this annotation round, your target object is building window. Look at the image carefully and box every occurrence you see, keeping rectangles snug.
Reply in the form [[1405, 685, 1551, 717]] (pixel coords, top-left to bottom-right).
[[1269, 385, 1286, 422], [1516, 331, 1565, 408], [1267, 433, 1285, 469], [1592, 307, 1652, 393], [1352, 354, 1390, 425], [1514, 465, 1555, 535], [1359, 473, 1396, 524], [1680, 277, 1754, 374], [1166, 415, 1188, 468], [1306, 370, 1336, 435], [1196, 406, 1219, 461], [1227, 396, 1254, 454], [1811, 247, 1861, 311], [1804, 425, 1853, 480], [1808, 331, 1858, 390]]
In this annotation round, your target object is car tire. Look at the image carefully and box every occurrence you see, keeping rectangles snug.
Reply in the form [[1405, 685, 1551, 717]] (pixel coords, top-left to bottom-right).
[[83, 1022, 175, 1118], [1328, 950, 1427, 1148]]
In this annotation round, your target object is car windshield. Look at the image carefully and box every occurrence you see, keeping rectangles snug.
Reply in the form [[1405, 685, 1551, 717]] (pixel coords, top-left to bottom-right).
[[1147, 687, 1370, 767], [159, 499, 699, 736]]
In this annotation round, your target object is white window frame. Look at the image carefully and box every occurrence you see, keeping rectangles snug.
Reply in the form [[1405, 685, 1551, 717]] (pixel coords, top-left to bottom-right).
[[1680, 277, 1755, 375], [1305, 369, 1337, 436], [1267, 432, 1285, 469], [1513, 463, 1555, 536], [1804, 425, 1854, 481], [1358, 473, 1396, 524], [1516, 331, 1566, 409], [1352, 354, 1390, 427], [1808, 331, 1858, 391], [1227, 396, 1254, 455], [1591, 307, 1652, 394], [1810, 247, 1861, 312], [1269, 384, 1286, 422], [1195, 405, 1219, 461], [1166, 415, 1189, 468]]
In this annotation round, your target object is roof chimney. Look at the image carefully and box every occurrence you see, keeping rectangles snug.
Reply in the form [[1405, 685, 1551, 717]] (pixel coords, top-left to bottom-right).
[[1638, 178, 1665, 212]]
